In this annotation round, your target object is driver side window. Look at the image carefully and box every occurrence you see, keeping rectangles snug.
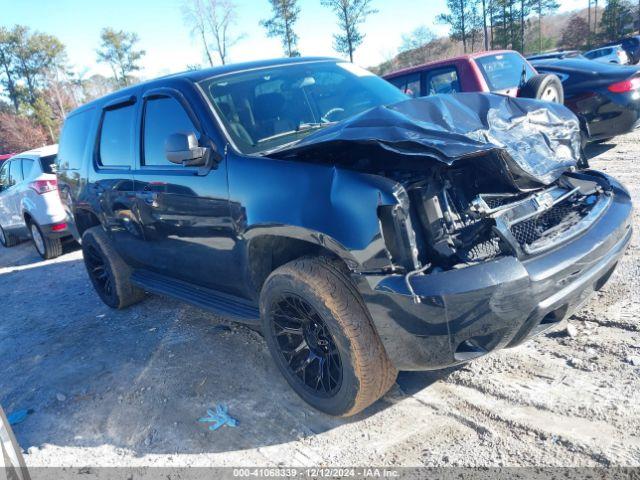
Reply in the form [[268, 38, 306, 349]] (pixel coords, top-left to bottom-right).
[[143, 96, 198, 167]]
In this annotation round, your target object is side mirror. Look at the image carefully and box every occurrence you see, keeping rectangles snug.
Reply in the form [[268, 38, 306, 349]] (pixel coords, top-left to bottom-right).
[[165, 132, 207, 166]]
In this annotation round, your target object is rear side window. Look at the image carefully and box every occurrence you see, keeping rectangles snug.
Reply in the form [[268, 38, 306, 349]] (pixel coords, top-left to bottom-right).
[[389, 73, 421, 98], [99, 104, 135, 167], [475, 52, 535, 91], [58, 109, 94, 170], [143, 97, 197, 166], [21, 158, 35, 178], [8, 160, 22, 185], [426, 68, 460, 95]]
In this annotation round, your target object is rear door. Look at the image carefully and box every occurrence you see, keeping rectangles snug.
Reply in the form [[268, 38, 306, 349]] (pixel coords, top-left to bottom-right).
[[57, 107, 97, 241], [91, 95, 140, 263], [130, 87, 238, 294]]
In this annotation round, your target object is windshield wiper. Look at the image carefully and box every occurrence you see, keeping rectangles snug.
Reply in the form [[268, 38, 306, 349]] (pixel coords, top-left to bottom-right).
[[256, 122, 336, 145], [296, 122, 335, 131]]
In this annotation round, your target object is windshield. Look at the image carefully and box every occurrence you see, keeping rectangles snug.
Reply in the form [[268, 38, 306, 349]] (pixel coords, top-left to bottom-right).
[[475, 52, 536, 91], [199, 61, 407, 154]]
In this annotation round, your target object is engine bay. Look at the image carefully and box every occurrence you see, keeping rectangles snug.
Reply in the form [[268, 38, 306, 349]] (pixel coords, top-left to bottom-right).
[[385, 165, 612, 273]]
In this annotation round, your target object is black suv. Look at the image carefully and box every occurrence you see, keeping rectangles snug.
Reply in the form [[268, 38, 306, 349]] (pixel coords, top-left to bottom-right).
[[56, 57, 633, 416]]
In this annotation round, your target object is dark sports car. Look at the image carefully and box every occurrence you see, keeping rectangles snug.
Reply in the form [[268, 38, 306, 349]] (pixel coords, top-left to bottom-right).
[[531, 58, 640, 142]]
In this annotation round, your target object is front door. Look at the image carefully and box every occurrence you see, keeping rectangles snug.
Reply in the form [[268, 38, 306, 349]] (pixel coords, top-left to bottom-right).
[[130, 89, 241, 296]]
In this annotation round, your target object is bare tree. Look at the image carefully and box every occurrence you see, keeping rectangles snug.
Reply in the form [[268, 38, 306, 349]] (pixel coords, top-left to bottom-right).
[[205, 0, 243, 65], [261, 0, 301, 57], [399, 26, 436, 53], [321, 0, 378, 62], [183, 0, 242, 66], [183, 0, 215, 66]]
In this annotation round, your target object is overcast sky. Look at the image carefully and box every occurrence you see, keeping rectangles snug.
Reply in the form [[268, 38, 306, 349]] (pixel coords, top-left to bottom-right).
[[1, 0, 587, 79]]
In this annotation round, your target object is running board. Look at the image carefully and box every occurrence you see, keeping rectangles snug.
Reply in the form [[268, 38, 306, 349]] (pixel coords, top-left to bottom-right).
[[130, 270, 260, 324]]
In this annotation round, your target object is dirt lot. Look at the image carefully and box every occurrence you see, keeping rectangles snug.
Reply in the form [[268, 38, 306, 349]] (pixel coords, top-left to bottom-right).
[[1, 131, 639, 469]]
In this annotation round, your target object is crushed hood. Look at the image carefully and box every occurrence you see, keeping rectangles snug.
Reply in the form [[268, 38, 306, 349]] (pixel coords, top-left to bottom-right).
[[270, 93, 582, 186]]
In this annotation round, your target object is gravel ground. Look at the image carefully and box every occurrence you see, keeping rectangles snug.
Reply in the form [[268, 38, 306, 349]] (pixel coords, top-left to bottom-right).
[[1, 131, 638, 468]]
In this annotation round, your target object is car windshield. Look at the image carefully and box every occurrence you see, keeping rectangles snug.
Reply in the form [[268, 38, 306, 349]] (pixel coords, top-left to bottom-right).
[[475, 52, 536, 91], [198, 61, 407, 154]]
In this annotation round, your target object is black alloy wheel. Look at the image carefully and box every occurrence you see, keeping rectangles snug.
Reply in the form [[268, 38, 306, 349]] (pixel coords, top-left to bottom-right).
[[270, 294, 343, 397], [84, 242, 115, 303]]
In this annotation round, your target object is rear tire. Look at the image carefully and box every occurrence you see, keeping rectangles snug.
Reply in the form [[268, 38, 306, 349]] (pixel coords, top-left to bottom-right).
[[0, 224, 19, 248], [260, 256, 397, 417], [519, 74, 564, 104], [29, 221, 62, 260], [81, 226, 145, 309]]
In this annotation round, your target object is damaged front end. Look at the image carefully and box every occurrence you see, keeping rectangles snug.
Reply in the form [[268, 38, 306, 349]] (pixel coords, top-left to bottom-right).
[[395, 165, 613, 302], [272, 92, 591, 276], [270, 93, 633, 370]]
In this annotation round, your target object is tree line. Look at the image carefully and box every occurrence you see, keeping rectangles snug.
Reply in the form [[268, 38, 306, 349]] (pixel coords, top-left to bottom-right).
[[437, 0, 640, 55], [436, 0, 561, 54]]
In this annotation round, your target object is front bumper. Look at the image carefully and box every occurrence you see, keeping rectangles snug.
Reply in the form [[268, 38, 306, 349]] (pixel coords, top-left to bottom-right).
[[354, 175, 633, 371]]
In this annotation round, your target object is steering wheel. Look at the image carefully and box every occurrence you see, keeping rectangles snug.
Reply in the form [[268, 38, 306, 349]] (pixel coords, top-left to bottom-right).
[[321, 107, 345, 123]]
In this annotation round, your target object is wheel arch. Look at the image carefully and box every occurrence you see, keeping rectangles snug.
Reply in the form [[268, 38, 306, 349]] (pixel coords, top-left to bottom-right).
[[74, 208, 101, 237], [244, 229, 355, 298]]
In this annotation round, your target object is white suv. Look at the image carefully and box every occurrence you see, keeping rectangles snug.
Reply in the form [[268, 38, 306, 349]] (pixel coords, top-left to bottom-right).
[[584, 45, 630, 64], [0, 145, 71, 259]]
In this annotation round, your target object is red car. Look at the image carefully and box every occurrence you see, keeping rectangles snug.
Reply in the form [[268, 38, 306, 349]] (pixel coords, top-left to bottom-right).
[[0, 153, 14, 165], [384, 50, 564, 104]]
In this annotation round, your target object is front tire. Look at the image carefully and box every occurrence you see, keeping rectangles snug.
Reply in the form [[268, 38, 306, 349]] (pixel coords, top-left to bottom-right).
[[29, 221, 62, 260], [260, 256, 397, 417], [81, 226, 145, 309]]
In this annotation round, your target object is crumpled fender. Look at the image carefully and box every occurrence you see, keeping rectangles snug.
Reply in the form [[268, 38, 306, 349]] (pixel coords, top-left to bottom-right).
[[229, 154, 404, 271]]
